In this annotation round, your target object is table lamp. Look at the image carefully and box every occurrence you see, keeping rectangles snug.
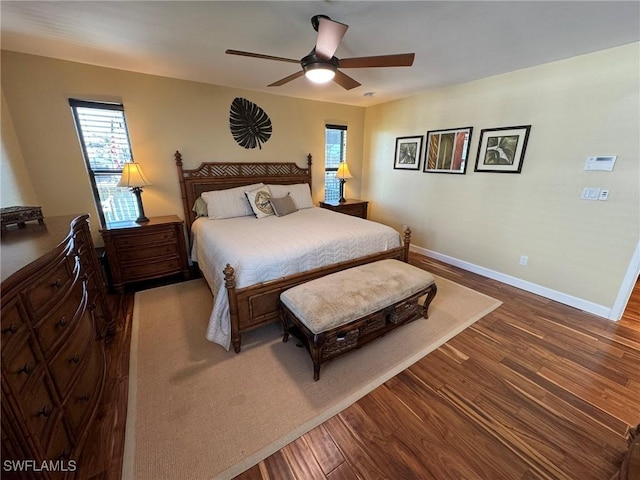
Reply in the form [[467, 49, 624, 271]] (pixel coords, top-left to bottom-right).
[[117, 162, 152, 223]]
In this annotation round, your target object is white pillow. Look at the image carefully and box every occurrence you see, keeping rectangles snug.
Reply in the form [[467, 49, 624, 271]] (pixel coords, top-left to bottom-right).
[[267, 183, 314, 209], [201, 183, 264, 219], [245, 185, 274, 219]]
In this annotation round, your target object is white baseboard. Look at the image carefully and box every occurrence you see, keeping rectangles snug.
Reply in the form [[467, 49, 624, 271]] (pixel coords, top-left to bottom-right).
[[411, 245, 614, 320]]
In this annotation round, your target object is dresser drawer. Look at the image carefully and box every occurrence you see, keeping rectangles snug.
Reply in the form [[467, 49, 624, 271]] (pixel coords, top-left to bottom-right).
[[117, 243, 178, 262], [1, 298, 30, 354], [34, 276, 86, 356], [2, 335, 42, 397], [64, 344, 104, 438], [112, 228, 177, 249], [23, 255, 76, 316], [45, 421, 74, 465], [49, 309, 94, 400], [121, 258, 182, 281], [21, 371, 61, 456]]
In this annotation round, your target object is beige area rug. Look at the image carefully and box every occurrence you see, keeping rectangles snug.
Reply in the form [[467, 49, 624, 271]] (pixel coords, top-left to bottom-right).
[[123, 275, 501, 480]]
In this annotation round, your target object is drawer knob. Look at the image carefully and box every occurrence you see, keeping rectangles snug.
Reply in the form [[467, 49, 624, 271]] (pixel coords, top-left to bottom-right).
[[2, 323, 18, 334], [57, 317, 68, 328], [18, 362, 34, 375], [36, 404, 52, 418], [69, 353, 81, 365], [52, 279, 62, 288], [58, 448, 71, 460]]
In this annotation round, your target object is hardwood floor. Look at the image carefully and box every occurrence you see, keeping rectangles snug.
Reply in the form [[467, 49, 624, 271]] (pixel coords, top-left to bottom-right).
[[92, 256, 640, 480]]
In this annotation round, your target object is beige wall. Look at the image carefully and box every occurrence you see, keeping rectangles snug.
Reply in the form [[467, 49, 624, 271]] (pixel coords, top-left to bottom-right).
[[1, 88, 38, 206], [1, 51, 365, 244], [363, 43, 640, 311], [3, 45, 638, 315]]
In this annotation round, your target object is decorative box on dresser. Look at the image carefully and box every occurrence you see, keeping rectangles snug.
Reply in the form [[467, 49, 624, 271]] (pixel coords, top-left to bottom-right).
[[319, 199, 368, 219], [1, 214, 114, 479], [100, 215, 189, 293]]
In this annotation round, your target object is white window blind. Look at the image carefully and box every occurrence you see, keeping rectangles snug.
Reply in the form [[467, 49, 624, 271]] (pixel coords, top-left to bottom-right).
[[324, 125, 347, 202]]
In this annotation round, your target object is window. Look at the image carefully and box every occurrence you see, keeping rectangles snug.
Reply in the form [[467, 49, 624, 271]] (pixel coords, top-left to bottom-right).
[[324, 124, 347, 202], [69, 99, 138, 226]]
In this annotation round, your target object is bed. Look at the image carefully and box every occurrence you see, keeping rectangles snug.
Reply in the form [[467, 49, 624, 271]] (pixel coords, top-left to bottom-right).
[[175, 151, 411, 352]]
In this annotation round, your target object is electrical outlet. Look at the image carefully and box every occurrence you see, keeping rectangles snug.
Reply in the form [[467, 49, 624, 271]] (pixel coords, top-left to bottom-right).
[[519, 255, 528, 266], [598, 189, 610, 201]]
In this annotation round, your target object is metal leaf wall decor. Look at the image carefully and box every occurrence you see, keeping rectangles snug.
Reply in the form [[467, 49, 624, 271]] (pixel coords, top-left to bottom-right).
[[229, 97, 272, 149]]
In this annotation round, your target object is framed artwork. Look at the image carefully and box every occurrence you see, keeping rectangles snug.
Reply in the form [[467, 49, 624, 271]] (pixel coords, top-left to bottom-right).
[[423, 127, 473, 174], [474, 125, 531, 173], [393, 136, 423, 170]]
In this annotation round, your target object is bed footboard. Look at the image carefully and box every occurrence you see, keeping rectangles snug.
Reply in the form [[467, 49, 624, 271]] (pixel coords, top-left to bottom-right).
[[224, 227, 412, 353]]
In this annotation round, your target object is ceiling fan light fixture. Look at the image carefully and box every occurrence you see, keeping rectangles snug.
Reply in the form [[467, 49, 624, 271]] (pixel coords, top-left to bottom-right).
[[304, 63, 336, 83]]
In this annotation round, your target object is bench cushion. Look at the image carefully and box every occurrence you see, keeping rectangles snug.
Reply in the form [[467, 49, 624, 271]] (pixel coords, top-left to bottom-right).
[[280, 259, 435, 334]]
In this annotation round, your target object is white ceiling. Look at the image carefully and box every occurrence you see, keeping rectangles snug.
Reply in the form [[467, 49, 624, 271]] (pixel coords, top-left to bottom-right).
[[1, 1, 639, 107]]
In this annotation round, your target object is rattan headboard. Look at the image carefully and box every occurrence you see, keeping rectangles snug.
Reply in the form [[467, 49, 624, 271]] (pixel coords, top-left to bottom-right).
[[174, 151, 313, 232]]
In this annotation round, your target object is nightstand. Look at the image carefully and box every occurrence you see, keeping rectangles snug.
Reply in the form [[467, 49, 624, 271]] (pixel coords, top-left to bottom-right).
[[100, 215, 189, 292], [319, 199, 369, 219]]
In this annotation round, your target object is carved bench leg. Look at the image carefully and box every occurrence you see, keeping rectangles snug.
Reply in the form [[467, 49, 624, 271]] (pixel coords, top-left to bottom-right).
[[422, 284, 438, 319]]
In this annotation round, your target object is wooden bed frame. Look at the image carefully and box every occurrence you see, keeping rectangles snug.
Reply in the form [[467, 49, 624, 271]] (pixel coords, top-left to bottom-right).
[[175, 150, 411, 352]]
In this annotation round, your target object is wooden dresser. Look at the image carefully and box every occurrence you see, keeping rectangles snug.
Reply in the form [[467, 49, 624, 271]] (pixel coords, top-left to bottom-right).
[[1, 215, 113, 479]]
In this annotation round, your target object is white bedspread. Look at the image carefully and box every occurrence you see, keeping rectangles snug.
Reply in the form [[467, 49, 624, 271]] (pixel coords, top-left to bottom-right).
[[190, 207, 402, 349]]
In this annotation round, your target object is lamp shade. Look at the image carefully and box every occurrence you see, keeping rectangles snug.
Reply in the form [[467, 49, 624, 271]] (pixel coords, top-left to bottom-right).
[[335, 162, 353, 180], [117, 162, 152, 188]]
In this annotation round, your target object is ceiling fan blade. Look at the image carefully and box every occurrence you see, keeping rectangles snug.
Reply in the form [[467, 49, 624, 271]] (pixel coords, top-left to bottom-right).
[[339, 53, 415, 68], [315, 17, 348, 60], [226, 49, 299, 64], [268, 70, 305, 87], [333, 70, 361, 90]]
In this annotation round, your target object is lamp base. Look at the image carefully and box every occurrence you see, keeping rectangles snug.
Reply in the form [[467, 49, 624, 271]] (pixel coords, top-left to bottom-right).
[[131, 187, 149, 223], [338, 179, 346, 203]]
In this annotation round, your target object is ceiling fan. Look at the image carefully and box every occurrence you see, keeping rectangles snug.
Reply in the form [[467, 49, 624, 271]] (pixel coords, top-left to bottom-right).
[[225, 14, 415, 90]]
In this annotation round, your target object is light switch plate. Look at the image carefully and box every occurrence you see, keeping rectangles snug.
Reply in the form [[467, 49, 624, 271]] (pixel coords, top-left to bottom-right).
[[581, 187, 600, 200]]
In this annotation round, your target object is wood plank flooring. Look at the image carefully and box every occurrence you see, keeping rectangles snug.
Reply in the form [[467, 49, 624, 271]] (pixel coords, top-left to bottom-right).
[[90, 255, 640, 480]]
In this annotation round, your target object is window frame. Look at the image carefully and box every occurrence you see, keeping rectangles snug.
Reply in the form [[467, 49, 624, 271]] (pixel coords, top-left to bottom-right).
[[69, 99, 136, 227], [324, 124, 348, 202]]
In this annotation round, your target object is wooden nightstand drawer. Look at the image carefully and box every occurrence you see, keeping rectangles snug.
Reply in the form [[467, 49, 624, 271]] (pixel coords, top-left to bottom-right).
[[121, 258, 183, 281], [118, 243, 178, 262], [113, 229, 177, 249], [319, 199, 368, 219]]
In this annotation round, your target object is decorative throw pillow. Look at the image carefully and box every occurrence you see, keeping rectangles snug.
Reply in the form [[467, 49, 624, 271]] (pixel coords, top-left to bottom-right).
[[201, 183, 264, 219], [267, 183, 314, 209], [270, 194, 298, 217], [245, 185, 274, 218], [192, 197, 208, 217]]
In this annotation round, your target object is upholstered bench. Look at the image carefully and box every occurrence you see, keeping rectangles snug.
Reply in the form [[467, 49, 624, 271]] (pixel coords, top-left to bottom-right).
[[280, 259, 437, 380]]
